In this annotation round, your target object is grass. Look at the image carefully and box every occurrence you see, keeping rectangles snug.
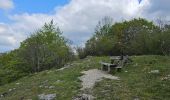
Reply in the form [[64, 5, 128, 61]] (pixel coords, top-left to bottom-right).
[[0, 55, 170, 100], [92, 55, 170, 100], [0, 57, 104, 100]]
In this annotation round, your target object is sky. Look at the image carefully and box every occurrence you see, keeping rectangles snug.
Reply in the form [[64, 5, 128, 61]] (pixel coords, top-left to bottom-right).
[[0, 0, 170, 53]]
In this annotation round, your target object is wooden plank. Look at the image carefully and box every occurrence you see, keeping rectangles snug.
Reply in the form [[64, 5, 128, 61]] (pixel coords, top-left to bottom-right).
[[100, 62, 111, 66], [101, 62, 117, 67], [100, 61, 122, 73]]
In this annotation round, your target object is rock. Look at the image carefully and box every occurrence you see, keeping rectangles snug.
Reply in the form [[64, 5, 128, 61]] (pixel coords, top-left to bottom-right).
[[57, 65, 71, 71], [56, 80, 62, 83], [161, 74, 170, 81], [149, 70, 159, 74], [49, 86, 55, 89], [16, 83, 20, 85], [8, 88, 16, 92], [73, 94, 94, 100], [38, 94, 56, 100], [39, 85, 43, 88], [8, 89, 12, 92]]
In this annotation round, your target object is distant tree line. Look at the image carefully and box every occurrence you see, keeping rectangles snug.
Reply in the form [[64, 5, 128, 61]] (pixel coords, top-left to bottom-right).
[[0, 21, 75, 85], [77, 17, 170, 58]]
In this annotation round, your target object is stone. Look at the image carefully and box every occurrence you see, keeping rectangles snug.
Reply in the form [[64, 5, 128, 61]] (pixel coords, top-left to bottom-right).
[[38, 94, 56, 100], [8, 89, 12, 92], [16, 83, 20, 85], [49, 86, 55, 89], [7, 88, 16, 93], [39, 85, 43, 88], [56, 80, 61, 83], [149, 70, 159, 74], [73, 94, 94, 100], [161, 74, 170, 81]]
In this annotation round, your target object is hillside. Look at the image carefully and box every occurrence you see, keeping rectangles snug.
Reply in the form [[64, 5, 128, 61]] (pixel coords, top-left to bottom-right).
[[0, 55, 170, 100]]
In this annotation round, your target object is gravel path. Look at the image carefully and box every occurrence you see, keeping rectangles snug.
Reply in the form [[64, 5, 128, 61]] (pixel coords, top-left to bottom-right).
[[79, 69, 119, 90]]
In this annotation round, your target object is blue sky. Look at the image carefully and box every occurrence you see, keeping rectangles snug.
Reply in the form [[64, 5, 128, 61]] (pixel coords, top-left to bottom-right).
[[0, 0, 170, 53], [0, 0, 69, 22], [12, 0, 69, 13]]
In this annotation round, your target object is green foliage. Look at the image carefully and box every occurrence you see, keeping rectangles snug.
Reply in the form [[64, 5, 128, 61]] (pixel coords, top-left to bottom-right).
[[79, 18, 170, 57], [19, 20, 74, 72], [0, 51, 28, 85], [0, 20, 75, 85], [76, 47, 87, 59]]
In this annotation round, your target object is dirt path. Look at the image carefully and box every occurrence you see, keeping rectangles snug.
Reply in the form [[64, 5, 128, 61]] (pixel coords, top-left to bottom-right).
[[79, 69, 119, 90]]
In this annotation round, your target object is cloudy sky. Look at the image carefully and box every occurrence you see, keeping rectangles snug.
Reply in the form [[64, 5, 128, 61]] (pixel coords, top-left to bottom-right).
[[0, 0, 169, 53]]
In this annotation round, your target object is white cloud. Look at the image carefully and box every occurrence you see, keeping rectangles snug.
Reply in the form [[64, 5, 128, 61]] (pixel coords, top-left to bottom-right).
[[0, 24, 16, 48], [0, 0, 14, 10], [1, 0, 170, 52]]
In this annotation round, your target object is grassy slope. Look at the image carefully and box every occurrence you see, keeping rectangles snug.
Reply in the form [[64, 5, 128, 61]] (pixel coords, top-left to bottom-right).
[[0, 57, 103, 100], [93, 56, 170, 100], [0, 56, 170, 100]]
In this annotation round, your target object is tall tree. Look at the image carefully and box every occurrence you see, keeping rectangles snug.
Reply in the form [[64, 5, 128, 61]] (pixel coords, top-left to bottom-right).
[[19, 20, 74, 72]]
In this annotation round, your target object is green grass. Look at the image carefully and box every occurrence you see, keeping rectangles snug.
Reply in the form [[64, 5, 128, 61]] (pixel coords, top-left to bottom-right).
[[0, 57, 105, 100], [92, 55, 170, 100], [0, 55, 170, 100]]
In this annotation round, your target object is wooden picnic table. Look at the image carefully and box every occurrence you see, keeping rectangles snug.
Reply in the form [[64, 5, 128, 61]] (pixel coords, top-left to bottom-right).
[[101, 55, 131, 73]]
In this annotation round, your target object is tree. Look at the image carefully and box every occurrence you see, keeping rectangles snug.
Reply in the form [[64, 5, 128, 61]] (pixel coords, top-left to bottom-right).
[[0, 20, 75, 85], [84, 18, 165, 56], [19, 20, 74, 72], [84, 17, 113, 56]]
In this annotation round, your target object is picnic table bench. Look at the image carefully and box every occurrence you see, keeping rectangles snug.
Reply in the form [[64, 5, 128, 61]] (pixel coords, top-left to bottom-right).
[[100, 55, 132, 73], [100, 62, 117, 72], [100, 61, 122, 73]]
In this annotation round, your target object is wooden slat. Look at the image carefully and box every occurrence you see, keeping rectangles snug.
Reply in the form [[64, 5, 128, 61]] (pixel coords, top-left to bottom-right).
[[100, 62, 117, 67], [100, 62, 111, 66]]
